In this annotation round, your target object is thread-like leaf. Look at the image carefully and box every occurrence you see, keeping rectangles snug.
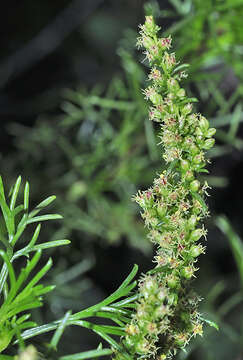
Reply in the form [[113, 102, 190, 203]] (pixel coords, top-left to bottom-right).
[[27, 214, 62, 224], [0, 251, 16, 291], [28, 196, 57, 219], [0, 194, 15, 237], [59, 348, 113, 360], [50, 311, 72, 351], [10, 176, 21, 211], [31, 239, 70, 251], [0, 176, 6, 201], [24, 182, 30, 211]]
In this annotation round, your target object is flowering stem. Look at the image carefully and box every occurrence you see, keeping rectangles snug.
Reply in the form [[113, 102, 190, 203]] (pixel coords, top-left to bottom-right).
[[114, 15, 216, 360]]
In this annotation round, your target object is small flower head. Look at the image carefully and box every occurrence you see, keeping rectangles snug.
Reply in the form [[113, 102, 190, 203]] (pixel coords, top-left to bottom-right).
[[174, 332, 189, 347], [157, 355, 167, 360], [192, 322, 203, 337], [149, 67, 162, 82], [146, 322, 158, 334], [163, 52, 176, 69], [143, 15, 160, 35], [160, 36, 172, 50], [125, 324, 139, 336]]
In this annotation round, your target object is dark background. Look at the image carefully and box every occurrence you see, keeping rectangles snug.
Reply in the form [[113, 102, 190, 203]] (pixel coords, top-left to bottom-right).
[[1, 1, 243, 359]]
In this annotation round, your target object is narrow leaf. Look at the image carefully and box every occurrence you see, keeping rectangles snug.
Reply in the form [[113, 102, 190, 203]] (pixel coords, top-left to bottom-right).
[[27, 214, 62, 224], [28, 196, 57, 219], [24, 182, 30, 211], [22, 258, 53, 293], [0, 176, 6, 201], [0, 194, 15, 236], [172, 63, 190, 74], [10, 176, 21, 211], [50, 311, 72, 350], [32, 240, 70, 251], [200, 316, 219, 331], [59, 348, 113, 360], [0, 250, 16, 290]]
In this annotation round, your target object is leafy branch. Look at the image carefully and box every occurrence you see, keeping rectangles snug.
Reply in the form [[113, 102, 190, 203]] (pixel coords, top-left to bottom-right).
[[0, 176, 70, 353]]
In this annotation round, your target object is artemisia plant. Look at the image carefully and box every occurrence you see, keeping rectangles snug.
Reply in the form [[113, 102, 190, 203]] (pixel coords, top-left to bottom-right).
[[113, 15, 216, 360]]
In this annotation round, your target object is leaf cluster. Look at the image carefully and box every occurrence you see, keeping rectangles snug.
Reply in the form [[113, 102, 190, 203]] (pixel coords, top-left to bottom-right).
[[0, 176, 69, 353]]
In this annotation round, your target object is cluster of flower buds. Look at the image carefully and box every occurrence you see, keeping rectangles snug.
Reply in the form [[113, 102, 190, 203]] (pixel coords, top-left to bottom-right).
[[113, 16, 215, 360]]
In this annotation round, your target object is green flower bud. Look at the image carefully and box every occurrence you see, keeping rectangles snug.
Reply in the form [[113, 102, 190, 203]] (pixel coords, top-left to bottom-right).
[[184, 170, 194, 181], [157, 289, 167, 301], [190, 245, 203, 257], [202, 138, 215, 150], [167, 292, 178, 306], [150, 93, 163, 105], [167, 274, 179, 289], [125, 335, 136, 349], [177, 88, 185, 98], [206, 128, 216, 137], [199, 116, 209, 131], [167, 92, 174, 100], [187, 113, 197, 125], [144, 15, 156, 33], [182, 103, 192, 115], [190, 180, 200, 192], [195, 127, 203, 137], [143, 276, 158, 291], [187, 215, 197, 229], [137, 305, 147, 319], [150, 217, 159, 227], [142, 36, 155, 49], [154, 304, 168, 318], [193, 153, 203, 164], [193, 200, 203, 215], [163, 52, 176, 69], [167, 78, 179, 91], [190, 229, 202, 242], [181, 159, 190, 171], [157, 204, 167, 218], [181, 266, 194, 279], [189, 143, 199, 155]]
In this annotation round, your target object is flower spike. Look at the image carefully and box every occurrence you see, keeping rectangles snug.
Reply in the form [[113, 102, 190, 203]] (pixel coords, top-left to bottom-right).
[[114, 15, 216, 360]]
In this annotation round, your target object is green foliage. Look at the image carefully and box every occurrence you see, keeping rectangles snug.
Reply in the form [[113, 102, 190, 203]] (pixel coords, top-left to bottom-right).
[[3, 0, 243, 270], [161, 0, 243, 79], [20, 264, 138, 359], [6, 70, 154, 252], [0, 178, 139, 358], [1, 1, 243, 359], [4, 0, 243, 269], [0, 176, 70, 353]]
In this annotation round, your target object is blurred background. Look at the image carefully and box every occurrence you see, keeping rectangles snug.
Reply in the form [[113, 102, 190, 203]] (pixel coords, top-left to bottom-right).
[[1, 0, 243, 358]]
